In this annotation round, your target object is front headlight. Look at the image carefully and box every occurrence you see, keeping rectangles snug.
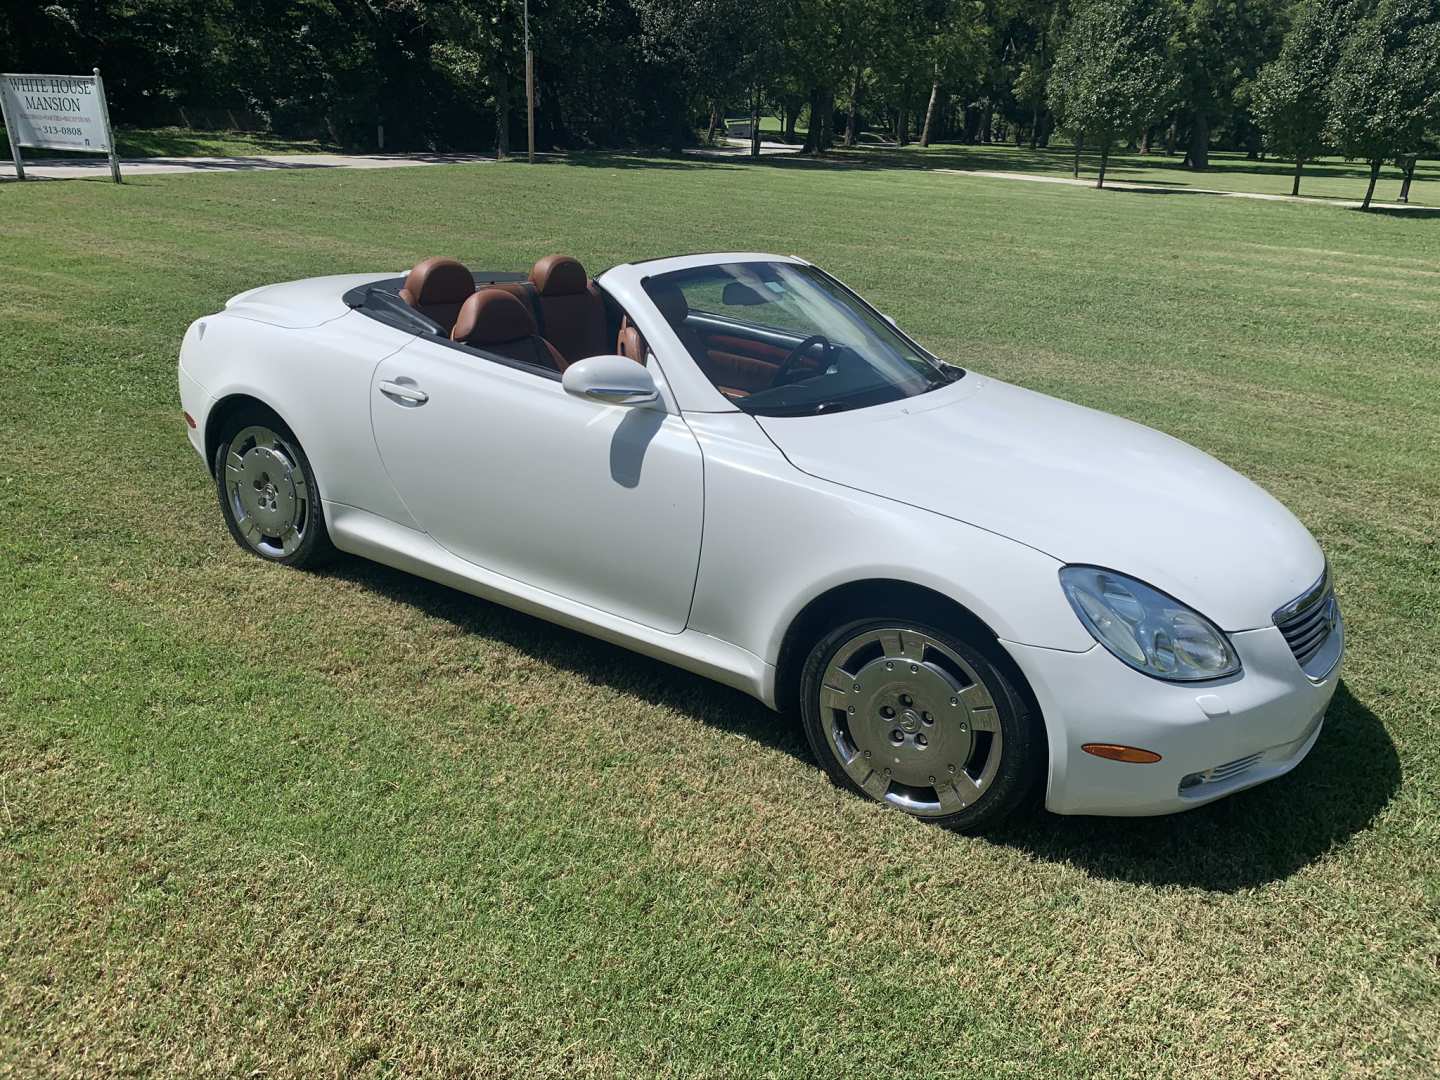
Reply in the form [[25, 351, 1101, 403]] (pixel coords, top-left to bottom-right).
[[1059, 566, 1241, 682]]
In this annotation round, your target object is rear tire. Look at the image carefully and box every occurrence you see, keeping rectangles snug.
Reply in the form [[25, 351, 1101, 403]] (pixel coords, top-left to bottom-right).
[[799, 616, 1042, 831], [212, 407, 334, 569]]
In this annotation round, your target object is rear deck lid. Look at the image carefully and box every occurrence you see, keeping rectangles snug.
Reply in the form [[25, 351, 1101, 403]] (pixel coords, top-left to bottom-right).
[[224, 272, 399, 329]]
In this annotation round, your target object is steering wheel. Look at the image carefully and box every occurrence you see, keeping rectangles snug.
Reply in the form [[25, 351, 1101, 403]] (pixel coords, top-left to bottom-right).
[[773, 334, 833, 387]]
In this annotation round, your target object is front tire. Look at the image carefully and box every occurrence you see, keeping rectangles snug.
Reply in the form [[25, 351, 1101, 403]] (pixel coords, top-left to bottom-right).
[[213, 408, 334, 568], [799, 617, 1042, 831]]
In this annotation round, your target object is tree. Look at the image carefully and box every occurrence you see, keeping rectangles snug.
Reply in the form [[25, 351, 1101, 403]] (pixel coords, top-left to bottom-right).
[[1327, 0, 1440, 209], [1048, 0, 1176, 187], [918, 1, 989, 147], [1252, 0, 1366, 195], [1170, 0, 1288, 170]]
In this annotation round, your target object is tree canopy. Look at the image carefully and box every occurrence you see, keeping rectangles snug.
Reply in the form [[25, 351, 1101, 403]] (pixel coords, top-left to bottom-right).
[[1, 0, 1436, 205], [1326, 0, 1440, 206], [1252, 0, 1365, 195], [1047, 0, 1177, 186]]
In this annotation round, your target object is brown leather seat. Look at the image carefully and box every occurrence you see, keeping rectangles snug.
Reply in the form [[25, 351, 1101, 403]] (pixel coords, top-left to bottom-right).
[[452, 288, 567, 371], [615, 315, 648, 364], [529, 255, 608, 366], [399, 257, 475, 333]]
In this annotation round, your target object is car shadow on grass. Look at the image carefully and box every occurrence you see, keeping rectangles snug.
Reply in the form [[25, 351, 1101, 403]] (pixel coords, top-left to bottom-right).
[[321, 558, 1396, 893], [319, 555, 807, 750]]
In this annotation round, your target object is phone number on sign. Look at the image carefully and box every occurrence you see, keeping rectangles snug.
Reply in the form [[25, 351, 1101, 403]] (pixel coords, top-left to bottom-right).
[[38, 124, 87, 138]]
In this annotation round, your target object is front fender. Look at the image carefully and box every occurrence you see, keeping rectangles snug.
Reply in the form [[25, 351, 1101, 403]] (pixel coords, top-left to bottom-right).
[[681, 413, 1092, 699]]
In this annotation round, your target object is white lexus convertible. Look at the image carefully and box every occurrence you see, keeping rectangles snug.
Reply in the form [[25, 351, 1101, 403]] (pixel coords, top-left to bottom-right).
[[177, 252, 1342, 829]]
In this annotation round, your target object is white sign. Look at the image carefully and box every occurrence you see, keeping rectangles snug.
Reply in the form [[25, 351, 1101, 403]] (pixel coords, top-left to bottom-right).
[[1, 72, 111, 152]]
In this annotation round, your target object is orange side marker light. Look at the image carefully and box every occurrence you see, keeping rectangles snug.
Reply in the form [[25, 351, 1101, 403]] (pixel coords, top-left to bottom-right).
[[1082, 743, 1162, 764]]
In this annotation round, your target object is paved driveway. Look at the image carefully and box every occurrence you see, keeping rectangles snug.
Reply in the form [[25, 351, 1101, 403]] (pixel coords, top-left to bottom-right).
[[3, 152, 496, 181]]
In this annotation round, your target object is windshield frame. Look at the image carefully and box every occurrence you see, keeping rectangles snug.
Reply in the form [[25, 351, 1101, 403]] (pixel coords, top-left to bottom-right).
[[640, 259, 963, 418]]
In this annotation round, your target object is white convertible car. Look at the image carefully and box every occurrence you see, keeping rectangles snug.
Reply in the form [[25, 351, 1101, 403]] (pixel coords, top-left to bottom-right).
[[177, 252, 1343, 829]]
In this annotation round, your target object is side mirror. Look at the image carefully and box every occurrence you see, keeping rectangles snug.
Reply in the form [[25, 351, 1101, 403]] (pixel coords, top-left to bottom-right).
[[562, 354, 660, 406]]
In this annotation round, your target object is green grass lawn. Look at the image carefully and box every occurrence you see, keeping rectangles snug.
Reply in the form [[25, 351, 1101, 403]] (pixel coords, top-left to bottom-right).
[[1, 125, 336, 161], [1, 156, 1437, 1077]]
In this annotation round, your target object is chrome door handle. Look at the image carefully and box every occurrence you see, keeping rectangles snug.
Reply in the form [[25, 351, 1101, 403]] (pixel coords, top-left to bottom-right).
[[378, 380, 429, 406]]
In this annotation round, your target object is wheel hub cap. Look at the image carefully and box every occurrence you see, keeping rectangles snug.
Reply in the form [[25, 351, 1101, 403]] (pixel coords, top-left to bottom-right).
[[818, 627, 1003, 817], [224, 426, 308, 557]]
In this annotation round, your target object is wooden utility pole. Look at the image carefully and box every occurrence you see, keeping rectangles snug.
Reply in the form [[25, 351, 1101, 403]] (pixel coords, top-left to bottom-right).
[[524, 0, 535, 164]]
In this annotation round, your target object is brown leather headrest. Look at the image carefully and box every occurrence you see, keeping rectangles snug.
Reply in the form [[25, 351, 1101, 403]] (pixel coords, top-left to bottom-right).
[[452, 288, 537, 345], [400, 257, 475, 307], [530, 254, 588, 296], [649, 282, 689, 325]]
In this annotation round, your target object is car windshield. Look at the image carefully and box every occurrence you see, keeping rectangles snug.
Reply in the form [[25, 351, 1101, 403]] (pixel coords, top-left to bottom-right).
[[642, 261, 961, 416]]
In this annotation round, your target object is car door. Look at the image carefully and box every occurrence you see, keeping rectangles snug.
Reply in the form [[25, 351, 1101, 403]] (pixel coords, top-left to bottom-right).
[[369, 337, 704, 634]]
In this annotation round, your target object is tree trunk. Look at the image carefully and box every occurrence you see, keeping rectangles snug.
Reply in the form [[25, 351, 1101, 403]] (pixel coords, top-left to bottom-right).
[[919, 79, 941, 148], [981, 104, 993, 144], [1398, 156, 1417, 202], [896, 105, 908, 147], [803, 88, 821, 153], [844, 67, 862, 147], [705, 102, 720, 146], [962, 105, 981, 143], [749, 89, 761, 158], [1072, 133, 1082, 178], [1187, 111, 1209, 171], [1097, 140, 1109, 188], [1292, 156, 1304, 197], [1164, 117, 1177, 155], [1361, 158, 1381, 210], [1030, 37, 1044, 150], [784, 103, 798, 144], [1138, 126, 1151, 155], [492, 65, 510, 159], [819, 88, 835, 151]]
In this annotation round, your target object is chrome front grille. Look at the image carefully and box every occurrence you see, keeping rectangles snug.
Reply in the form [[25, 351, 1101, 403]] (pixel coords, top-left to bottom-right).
[[1274, 568, 1341, 677]]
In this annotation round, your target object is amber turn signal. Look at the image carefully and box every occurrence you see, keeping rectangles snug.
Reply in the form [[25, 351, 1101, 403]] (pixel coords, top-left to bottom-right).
[[1082, 743, 1162, 764], [183, 411, 197, 429]]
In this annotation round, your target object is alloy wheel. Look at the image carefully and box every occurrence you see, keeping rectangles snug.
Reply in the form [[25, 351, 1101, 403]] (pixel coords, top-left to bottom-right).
[[223, 424, 310, 558], [818, 626, 1003, 816]]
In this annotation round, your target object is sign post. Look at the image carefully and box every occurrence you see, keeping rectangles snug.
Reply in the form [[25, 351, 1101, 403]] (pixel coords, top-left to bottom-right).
[[0, 80, 25, 179], [524, 0, 535, 164], [93, 69, 121, 183], [0, 70, 121, 182]]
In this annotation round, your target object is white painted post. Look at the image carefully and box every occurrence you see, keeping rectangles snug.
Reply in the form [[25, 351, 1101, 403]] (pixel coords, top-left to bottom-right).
[[93, 68, 121, 183], [0, 77, 26, 180]]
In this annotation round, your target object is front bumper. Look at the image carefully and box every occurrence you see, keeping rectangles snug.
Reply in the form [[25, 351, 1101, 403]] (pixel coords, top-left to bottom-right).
[[178, 342, 211, 462], [1003, 621, 1341, 816]]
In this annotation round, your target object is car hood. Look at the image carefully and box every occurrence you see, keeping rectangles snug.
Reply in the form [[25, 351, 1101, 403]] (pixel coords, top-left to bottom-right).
[[224, 272, 397, 328], [754, 373, 1323, 631]]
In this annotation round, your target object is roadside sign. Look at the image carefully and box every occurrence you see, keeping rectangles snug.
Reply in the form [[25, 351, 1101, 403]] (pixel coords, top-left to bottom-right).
[[1, 69, 122, 182]]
